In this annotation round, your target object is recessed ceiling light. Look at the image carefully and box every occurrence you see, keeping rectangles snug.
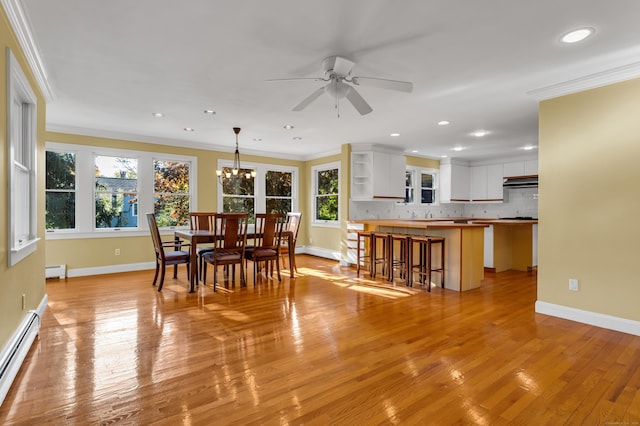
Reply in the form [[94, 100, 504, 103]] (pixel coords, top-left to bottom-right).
[[411, 150, 418, 153], [152, 112, 164, 118], [203, 109, 216, 115], [441, 155, 448, 158], [253, 138, 262, 142], [523, 145, 536, 151], [561, 27, 594, 44], [438, 120, 450, 126], [184, 127, 194, 132], [453, 146, 464, 151], [472, 130, 488, 137], [284, 124, 294, 130], [390, 133, 400, 137], [293, 136, 302, 141]]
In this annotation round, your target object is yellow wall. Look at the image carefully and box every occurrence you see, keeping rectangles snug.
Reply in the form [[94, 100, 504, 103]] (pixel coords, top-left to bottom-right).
[[538, 78, 640, 321], [406, 155, 440, 169], [0, 9, 47, 346], [45, 132, 307, 270]]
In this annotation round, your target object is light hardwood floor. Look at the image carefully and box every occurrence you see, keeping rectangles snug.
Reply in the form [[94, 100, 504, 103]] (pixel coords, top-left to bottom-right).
[[1, 255, 639, 425]]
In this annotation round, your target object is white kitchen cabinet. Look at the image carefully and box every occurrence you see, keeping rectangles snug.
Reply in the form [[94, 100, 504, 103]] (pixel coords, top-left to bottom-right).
[[525, 159, 538, 175], [440, 159, 470, 202], [503, 161, 525, 177], [350, 146, 405, 200], [470, 164, 503, 201]]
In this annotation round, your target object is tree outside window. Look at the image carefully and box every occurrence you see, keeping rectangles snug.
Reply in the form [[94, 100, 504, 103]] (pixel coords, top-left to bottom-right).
[[94, 155, 138, 228], [421, 172, 435, 204], [314, 164, 339, 222], [154, 160, 190, 227], [265, 170, 292, 214], [404, 170, 414, 203], [46, 151, 76, 229], [221, 168, 255, 220]]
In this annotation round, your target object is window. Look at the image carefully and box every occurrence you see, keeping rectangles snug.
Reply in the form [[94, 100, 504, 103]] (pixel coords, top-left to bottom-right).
[[216, 161, 298, 221], [403, 168, 438, 205], [46, 151, 76, 230], [220, 168, 256, 220], [312, 162, 340, 224], [45, 142, 196, 238], [153, 159, 190, 227], [7, 48, 39, 266], [94, 155, 138, 229], [265, 170, 292, 214]]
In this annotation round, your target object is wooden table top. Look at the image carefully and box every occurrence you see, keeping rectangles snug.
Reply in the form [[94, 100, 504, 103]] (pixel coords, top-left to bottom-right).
[[350, 219, 488, 229]]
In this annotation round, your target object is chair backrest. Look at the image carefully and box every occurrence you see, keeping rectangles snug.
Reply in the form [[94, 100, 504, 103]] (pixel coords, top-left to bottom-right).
[[214, 213, 249, 252], [189, 212, 215, 231], [146, 213, 165, 260], [254, 213, 286, 249], [284, 212, 302, 244]]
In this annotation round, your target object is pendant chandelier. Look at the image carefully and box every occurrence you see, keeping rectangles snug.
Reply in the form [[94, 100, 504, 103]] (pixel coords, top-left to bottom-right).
[[216, 127, 256, 181]]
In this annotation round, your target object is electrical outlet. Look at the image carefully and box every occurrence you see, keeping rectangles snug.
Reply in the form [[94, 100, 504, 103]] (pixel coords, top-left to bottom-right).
[[569, 278, 579, 291], [115, 248, 121, 256], [22, 294, 26, 310]]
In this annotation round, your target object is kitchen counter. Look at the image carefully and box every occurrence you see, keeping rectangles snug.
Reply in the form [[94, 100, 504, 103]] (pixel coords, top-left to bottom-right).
[[471, 220, 537, 272], [350, 219, 488, 292]]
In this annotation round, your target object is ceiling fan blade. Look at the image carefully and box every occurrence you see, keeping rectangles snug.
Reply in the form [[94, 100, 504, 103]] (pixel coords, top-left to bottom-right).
[[351, 76, 413, 93], [292, 87, 325, 111], [345, 86, 373, 115], [266, 77, 325, 82]]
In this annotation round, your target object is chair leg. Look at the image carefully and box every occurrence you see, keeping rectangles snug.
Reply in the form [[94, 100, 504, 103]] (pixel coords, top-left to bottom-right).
[[213, 263, 218, 292], [152, 261, 160, 286], [276, 258, 282, 282], [158, 263, 166, 291]]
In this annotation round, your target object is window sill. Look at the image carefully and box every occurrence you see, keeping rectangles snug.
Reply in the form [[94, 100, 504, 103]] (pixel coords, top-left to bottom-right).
[[9, 237, 40, 266]]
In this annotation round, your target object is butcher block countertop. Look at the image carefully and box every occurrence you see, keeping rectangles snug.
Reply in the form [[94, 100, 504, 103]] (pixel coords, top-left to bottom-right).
[[350, 219, 489, 229], [470, 219, 538, 225]]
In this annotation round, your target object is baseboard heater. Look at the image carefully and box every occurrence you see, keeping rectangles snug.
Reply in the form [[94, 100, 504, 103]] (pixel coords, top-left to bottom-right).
[[45, 264, 66, 279], [0, 310, 40, 406]]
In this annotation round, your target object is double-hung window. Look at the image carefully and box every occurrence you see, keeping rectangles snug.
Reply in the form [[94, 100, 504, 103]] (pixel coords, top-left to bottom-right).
[[7, 48, 39, 265], [220, 167, 256, 219], [95, 155, 139, 229], [312, 162, 340, 225], [403, 168, 438, 205], [45, 142, 196, 238]]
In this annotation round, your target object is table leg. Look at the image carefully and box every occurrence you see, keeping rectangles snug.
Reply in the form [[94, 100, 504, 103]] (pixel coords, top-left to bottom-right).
[[189, 238, 198, 292], [288, 234, 294, 278]]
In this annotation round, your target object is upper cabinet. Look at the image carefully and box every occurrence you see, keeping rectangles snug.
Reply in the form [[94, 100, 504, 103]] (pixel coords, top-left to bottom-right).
[[470, 164, 504, 201], [440, 158, 470, 202], [351, 145, 405, 200], [504, 159, 538, 177]]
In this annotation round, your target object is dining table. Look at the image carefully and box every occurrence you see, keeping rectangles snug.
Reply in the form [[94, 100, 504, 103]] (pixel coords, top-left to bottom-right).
[[174, 228, 295, 292]]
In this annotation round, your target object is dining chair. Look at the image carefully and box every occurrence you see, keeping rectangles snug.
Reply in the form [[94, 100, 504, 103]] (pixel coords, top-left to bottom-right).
[[202, 213, 249, 291], [146, 213, 191, 291], [244, 213, 286, 284], [189, 211, 216, 281], [279, 212, 302, 273]]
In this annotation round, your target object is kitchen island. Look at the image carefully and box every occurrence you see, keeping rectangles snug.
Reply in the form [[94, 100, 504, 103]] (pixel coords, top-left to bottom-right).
[[471, 219, 538, 272], [350, 219, 488, 292]]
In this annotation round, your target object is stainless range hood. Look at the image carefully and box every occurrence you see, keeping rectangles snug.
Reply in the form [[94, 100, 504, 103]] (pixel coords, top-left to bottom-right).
[[503, 175, 538, 188]]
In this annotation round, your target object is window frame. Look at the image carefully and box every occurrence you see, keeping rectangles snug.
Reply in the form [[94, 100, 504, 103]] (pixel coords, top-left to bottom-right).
[[7, 48, 39, 266], [45, 142, 197, 239], [45, 148, 78, 232], [216, 160, 298, 217], [401, 166, 439, 206], [311, 161, 340, 228]]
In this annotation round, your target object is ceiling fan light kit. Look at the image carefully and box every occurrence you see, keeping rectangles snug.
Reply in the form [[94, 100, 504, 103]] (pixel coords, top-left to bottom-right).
[[275, 55, 413, 116]]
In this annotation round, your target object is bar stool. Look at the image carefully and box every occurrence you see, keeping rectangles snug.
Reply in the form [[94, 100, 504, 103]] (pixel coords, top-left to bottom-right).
[[388, 233, 411, 285], [409, 235, 445, 292], [355, 230, 374, 276], [371, 232, 391, 279]]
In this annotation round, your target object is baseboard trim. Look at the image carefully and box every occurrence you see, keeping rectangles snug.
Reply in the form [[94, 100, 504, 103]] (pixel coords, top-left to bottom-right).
[[67, 262, 156, 278], [535, 301, 640, 336], [302, 246, 344, 263]]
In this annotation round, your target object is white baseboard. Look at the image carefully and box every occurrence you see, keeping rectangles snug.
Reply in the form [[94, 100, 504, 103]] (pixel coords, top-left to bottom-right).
[[67, 261, 156, 278], [535, 301, 640, 336], [300, 246, 345, 264]]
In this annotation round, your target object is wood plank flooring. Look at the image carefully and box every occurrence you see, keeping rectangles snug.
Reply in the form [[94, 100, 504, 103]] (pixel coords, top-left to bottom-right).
[[1, 255, 640, 425]]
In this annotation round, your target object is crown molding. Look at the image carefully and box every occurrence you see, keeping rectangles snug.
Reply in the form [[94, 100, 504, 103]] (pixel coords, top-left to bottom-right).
[[1, 0, 54, 102], [527, 61, 640, 101]]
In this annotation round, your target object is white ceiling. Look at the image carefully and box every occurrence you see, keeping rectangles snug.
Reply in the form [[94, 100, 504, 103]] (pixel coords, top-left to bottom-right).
[[16, 0, 640, 161]]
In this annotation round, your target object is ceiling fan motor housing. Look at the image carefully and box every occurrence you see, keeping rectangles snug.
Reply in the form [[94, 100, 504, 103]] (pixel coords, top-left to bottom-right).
[[322, 56, 354, 77]]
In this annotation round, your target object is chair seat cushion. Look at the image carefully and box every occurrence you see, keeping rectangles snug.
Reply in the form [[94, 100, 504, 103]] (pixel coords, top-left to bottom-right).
[[166, 251, 190, 262], [249, 248, 278, 259], [203, 252, 242, 262]]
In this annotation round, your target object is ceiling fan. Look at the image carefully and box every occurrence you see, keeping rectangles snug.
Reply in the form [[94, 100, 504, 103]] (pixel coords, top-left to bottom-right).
[[269, 56, 413, 116]]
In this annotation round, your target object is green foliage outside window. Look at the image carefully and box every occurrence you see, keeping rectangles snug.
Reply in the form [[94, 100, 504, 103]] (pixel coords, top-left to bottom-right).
[[154, 160, 190, 227], [45, 151, 76, 229], [315, 168, 339, 221]]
